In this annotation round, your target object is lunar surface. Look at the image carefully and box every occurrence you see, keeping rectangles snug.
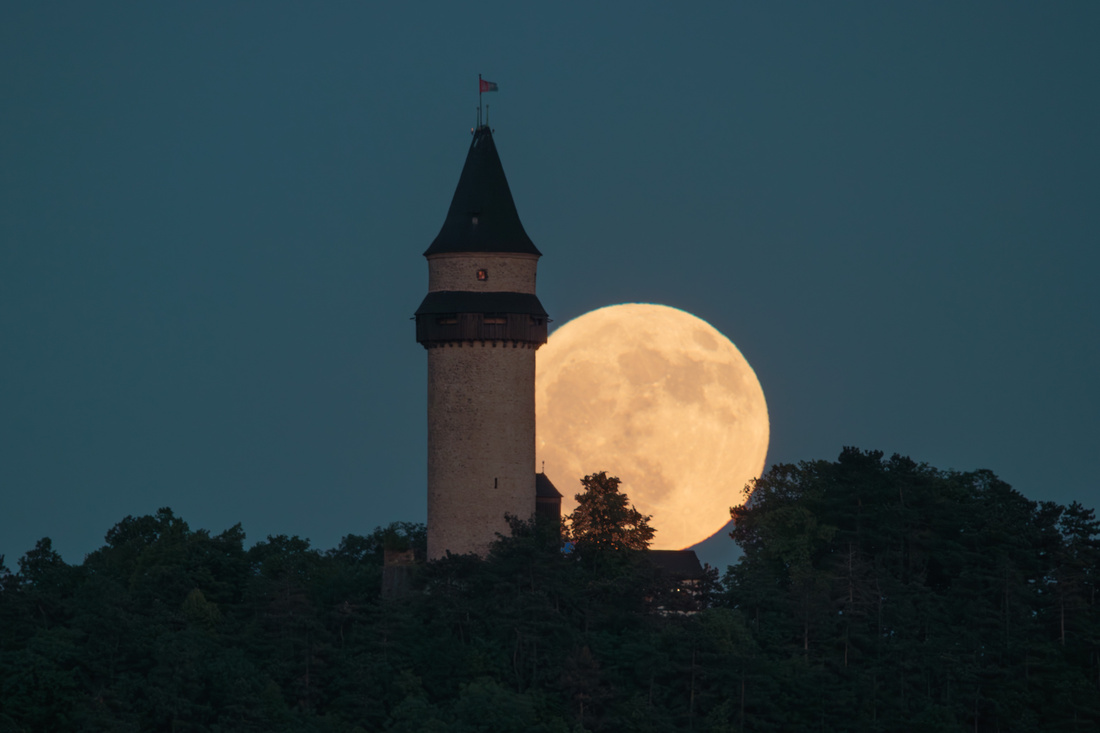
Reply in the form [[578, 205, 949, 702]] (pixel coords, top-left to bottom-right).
[[536, 304, 769, 550]]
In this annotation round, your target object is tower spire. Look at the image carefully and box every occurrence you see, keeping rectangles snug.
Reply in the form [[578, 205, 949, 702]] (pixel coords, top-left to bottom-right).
[[424, 125, 539, 257]]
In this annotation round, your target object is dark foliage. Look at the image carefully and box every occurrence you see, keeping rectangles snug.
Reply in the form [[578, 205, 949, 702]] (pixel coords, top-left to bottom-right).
[[727, 448, 1100, 731], [1, 451, 1097, 732], [565, 472, 655, 553]]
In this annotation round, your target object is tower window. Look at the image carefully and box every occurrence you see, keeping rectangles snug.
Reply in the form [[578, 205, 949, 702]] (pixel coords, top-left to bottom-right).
[[477, 269, 488, 281]]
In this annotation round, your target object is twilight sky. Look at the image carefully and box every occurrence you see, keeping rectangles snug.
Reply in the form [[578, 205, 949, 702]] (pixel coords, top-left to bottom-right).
[[2, 3, 1098, 569]]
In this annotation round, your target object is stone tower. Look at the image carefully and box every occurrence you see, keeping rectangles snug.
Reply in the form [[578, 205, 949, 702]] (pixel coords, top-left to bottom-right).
[[414, 124, 548, 559]]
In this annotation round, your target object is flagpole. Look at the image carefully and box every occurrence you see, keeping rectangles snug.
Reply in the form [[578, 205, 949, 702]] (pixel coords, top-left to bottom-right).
[[478, 73, 482, 128]]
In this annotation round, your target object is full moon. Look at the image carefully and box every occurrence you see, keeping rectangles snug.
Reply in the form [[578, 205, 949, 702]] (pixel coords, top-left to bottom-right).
[[535, 304, 769, 550]]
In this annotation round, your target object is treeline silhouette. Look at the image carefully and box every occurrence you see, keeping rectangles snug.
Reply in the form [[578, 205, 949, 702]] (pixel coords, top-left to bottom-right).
[[1, 448, 1097, 732]]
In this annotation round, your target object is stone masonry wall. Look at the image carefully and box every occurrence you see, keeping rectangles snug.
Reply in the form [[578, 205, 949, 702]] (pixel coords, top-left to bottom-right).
[[426, 342, 537, 559], [428, 252, 538, 294]]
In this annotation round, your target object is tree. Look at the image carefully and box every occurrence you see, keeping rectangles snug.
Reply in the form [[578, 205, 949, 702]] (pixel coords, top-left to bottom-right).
[[723, 448, 1100, 731], [0, 555, 12, 593], [565, 472, 655, 552]]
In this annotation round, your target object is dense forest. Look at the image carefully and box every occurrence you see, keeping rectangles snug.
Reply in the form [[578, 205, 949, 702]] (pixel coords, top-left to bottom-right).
[[1, 449, 1098, 732]]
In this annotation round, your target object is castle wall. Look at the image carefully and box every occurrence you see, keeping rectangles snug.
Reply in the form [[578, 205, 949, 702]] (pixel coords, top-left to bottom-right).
[[428, 252, 538, 294], [426, 341, 537, 559]]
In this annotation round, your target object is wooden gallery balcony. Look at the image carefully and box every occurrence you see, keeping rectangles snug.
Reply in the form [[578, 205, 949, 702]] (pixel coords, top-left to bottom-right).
[[414, 291, 548, 347]]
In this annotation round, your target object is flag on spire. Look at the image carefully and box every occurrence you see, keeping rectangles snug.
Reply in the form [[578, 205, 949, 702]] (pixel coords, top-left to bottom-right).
[[480, 79, 499, 93]]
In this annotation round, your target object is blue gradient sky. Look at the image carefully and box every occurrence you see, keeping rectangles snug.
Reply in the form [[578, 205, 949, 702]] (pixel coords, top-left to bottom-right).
[[2, 3, 1097, 569]]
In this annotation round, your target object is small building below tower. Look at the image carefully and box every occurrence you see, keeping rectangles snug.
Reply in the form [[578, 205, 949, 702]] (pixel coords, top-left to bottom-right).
[[535, 471, 562, 523]]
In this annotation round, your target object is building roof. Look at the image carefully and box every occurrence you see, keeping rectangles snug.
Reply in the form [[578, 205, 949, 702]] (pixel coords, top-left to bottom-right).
[[424, 126, 541, 257], [648, 550, 706, 580], [535, 472, 562, 499]]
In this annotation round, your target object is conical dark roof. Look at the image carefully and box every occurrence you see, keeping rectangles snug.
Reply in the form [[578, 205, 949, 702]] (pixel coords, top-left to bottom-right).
[[424, 126, 541, 257]]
